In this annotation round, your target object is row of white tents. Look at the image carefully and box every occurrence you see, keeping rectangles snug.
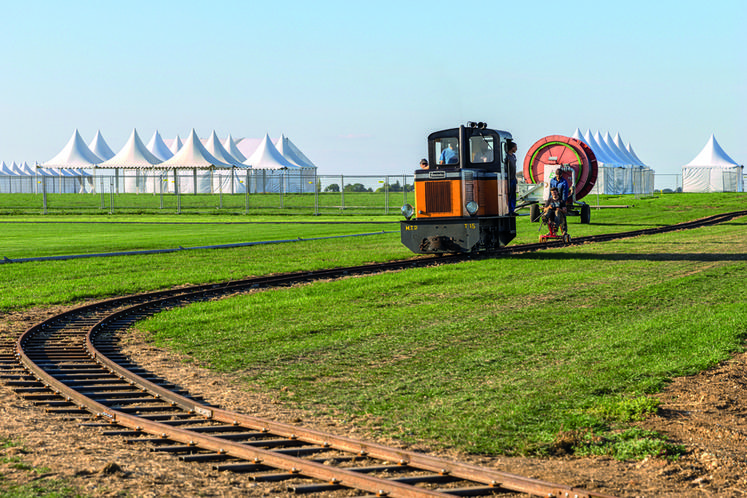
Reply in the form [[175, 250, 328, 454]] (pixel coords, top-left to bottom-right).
[[0, 129, 318, 194], [569, 130, 743, 193], [571, 129, 655, 195]]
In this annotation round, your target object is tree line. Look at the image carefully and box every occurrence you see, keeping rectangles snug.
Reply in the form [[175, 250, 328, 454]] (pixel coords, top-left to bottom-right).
[[322, 180, 413, 193]]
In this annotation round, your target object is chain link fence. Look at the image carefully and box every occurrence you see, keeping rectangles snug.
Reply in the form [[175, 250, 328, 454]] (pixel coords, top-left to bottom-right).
[[0, 172, 414, 215], [1, 171, 742, 215]]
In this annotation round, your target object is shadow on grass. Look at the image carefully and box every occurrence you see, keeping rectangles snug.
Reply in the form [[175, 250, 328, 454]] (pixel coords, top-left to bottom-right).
[[516, 252, 747, 262], [579, 222, 671, 227]]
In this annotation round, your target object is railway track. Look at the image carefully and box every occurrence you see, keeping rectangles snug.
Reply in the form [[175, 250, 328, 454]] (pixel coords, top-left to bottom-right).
[[4, 211, 746, 497]]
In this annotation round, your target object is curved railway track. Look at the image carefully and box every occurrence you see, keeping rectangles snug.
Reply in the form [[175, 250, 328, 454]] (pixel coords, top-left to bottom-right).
[[4, 210, 746, 497]]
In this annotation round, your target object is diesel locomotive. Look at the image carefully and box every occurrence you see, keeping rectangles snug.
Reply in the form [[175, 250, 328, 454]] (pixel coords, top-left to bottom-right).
[[400, 122, 517, 254]]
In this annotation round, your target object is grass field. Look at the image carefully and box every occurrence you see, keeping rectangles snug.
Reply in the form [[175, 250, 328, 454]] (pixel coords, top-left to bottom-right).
[[0, 191, 413, 216], [2, 192, 746, 459]]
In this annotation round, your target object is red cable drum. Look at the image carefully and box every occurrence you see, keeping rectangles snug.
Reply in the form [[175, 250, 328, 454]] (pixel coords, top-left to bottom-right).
[[522, 135, 597, 200]]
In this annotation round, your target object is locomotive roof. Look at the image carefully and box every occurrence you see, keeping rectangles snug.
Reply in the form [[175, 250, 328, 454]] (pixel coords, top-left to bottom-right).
[[428, 127, 513, 141]]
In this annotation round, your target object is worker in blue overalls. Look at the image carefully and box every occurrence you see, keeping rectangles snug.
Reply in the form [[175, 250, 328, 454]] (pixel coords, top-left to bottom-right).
[[549, 168, 570, 207]]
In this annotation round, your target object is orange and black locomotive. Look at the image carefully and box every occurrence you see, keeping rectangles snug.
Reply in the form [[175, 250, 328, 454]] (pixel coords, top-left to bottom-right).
[[400, 122, 516, 254]]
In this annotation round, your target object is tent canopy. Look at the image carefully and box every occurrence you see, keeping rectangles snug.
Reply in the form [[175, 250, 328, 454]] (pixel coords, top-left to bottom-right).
[[88, 130, 116, 160], [221, 134, 246, 162], [243, 133, 298, 170], [204, 130, 245, 167], [276, 134, 316, 168], [158, 129, 233, 169], [684, 134, 740, 167], [146, 130, 175, 161], [100, 129, 163, 168], [43, 129, 103, 168], [682, 134, 743, 193]]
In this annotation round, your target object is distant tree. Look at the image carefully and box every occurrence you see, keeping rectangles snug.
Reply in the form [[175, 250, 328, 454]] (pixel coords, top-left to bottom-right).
[[344, 183, 371, 193], [324, 183, 340, 192]]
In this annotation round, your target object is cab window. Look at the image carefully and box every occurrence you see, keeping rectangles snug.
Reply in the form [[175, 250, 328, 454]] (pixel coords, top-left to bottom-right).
[[470, 136, 495, 164], [435, 138, 459, 166]]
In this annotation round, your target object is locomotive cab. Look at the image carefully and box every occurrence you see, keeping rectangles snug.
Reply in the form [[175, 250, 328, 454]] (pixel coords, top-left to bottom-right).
[[400, 122, 517, 254]]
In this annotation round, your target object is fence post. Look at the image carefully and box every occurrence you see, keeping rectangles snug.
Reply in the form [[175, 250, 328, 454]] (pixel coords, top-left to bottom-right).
[[42, 176, 47, 215], [280, 170, 284, 209], [245, 169, 250, 214], [314, 171, 319, 216], [340, 175, 344, 211], [176, 170, 181, 214], [384, 175, 389, 214], [109, 178, 114, 214]]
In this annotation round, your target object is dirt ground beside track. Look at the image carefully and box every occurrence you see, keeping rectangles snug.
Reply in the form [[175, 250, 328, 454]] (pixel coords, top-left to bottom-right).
[[2, 306, 746, 497]]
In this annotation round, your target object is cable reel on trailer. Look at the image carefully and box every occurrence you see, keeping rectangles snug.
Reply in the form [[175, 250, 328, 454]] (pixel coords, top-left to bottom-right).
[[522, 135, 598, 224]]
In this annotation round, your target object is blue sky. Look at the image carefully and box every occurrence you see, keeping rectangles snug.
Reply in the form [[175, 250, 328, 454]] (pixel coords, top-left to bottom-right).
[[0, 0, 744, 178]]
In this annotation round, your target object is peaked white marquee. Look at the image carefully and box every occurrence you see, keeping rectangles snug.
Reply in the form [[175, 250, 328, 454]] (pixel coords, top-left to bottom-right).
[[243, 133, 298, 170], [582, 130, 618, 166], [684, 134, 740, 167], [204, 130, 245, 167], [626, 143, 645, 166], [222, 134, 246, 162], [101, 129, 163, 167], [169, 135, 183, 154], [612, 133, 643, 166], [146, 130, 174, 162], [43, 129, 103, 167], [88, 130, 116, 160], [276, 134, 315, 168], [158, 129, 233, 169]]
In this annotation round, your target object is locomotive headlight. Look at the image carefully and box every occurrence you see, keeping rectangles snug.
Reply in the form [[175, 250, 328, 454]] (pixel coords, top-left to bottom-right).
[[401, 203, 414, 220], [466, 201, 479, 216]]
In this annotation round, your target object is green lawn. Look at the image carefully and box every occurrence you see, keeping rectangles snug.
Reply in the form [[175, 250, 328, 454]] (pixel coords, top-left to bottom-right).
[[139, 220, 746, 457], [2, 192, 746, 459]]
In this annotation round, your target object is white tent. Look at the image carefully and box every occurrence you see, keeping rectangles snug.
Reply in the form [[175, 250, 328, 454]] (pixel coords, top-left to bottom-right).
[[88, 130, 116, 160], [581, 130, 618, 166], [236, 137, 263, 159], [43, 129, 102, 168], [146, 130, 175, 162], [0, 161, 14, 193], [604, 132, 635, 166], [6, 162, 30, 193], [244, 133, 297, 170], [682, 134, 743, 192], [168, 135, 183, 154], [222, 134, 246, 162], [99, 129, 164, 193], [626, 143, 646, 166], [242, 133, 299, 193], [276, 134, 316, 168], [204, 130, 247, 194], [575, 129, 654, 195], [37, 166, 81, 194], [157, 129, 233, 194], [594, 131, 626, 166], [612, 133, 643, 166]]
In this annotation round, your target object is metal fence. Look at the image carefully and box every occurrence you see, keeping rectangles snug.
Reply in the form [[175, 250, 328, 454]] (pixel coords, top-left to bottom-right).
[[0, 172, 741, 215], [0, 173, 414, 215]]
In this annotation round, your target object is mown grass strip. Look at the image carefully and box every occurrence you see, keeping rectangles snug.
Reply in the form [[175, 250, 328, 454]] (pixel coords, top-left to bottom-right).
[[139, 219, 747, 457]]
